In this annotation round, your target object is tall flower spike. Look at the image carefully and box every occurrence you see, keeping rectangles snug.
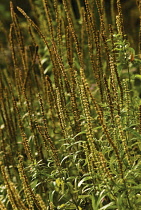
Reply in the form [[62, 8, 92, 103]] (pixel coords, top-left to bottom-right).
[[79, 68, 99, 173], [8, 82, 34, 162], [139, 105, 141, 134], [0, 199, 7, 210], [109, 24, 124, 106], [115, 115, 131, 166], [38, 93, 60, 167], [10, 2, 28, 78], [116, 0, 125, 38], [17, 156, 43, 209], [103, 75, 114, 123], [62, 0, 84, 68], [1, 165, 28, 210]]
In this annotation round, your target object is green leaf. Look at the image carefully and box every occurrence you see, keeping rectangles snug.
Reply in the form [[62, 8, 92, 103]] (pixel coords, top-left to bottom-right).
[[73, 131, 86, 138], [41, 58, 47, 64], [31, 179, 38, 189], [61, 154, 72, 164], [131, 184, 141, 190], [78, 176, 92, 187], [100, 202, 115, 210], [126, 127, 141, 141], [78, 195, 90, 199]]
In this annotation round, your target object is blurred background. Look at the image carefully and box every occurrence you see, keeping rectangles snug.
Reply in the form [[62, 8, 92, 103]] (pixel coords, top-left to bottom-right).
[[0, 0, 140, 49]]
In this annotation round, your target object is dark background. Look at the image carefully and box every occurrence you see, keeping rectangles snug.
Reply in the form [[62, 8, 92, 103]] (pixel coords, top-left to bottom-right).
[[0, 0, 140, 49]]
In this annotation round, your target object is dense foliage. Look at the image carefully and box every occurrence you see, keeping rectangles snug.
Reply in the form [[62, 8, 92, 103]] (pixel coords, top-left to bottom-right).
[[0, 0, 141, 209]]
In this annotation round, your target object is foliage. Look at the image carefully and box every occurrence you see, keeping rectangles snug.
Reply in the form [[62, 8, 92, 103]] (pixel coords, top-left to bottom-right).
[[0, 0, 141, 209]]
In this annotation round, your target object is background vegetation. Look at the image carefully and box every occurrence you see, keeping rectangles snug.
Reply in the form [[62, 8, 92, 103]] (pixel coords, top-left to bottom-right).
[[0, 0, 141, 209]]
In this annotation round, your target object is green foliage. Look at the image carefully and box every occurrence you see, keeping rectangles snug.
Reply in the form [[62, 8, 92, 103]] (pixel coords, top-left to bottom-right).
[[0, 0, 141, 209]]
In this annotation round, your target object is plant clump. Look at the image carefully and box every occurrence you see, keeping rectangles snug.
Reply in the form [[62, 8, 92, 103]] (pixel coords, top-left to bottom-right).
[[0, 0, 141, 209]]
